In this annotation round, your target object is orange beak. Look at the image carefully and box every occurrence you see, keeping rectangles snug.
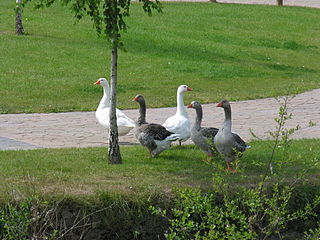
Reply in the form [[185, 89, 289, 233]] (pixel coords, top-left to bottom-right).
[[187, 87, 193, 91], [132, 97, 138, 101], [94, 80, 101, 85], [187, 104, 193, 108], [216, 102, 223, 107]]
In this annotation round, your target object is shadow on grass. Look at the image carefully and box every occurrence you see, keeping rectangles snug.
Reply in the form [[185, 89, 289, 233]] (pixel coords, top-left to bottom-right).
[[126, 36, 238, 65]]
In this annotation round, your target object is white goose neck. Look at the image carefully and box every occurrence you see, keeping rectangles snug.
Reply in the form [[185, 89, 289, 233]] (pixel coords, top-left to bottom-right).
[[176, 90, 188, 117], [98, 86, 111, 109]]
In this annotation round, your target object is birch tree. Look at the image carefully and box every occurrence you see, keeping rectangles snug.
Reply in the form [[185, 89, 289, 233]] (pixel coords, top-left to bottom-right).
[[15, 0, 25, 34], [34, 0, 162, 163]]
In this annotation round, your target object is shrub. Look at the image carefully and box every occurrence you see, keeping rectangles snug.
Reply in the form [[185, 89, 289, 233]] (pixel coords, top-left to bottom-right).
[[0, 199, 31, 240]]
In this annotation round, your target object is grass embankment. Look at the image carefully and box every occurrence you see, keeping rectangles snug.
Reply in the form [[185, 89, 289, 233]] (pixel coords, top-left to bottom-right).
[[0, 140, 319, 239], [0, 139, 319, 199], [1, 1, 320, 113]]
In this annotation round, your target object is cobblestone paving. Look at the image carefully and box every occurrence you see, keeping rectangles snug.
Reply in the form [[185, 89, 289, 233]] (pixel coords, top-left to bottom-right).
[[1, 88, 319, 150], [1, 0, 319, 150]]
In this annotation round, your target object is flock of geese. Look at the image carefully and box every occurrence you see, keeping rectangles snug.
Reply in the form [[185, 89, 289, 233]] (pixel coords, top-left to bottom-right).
[[94, 78, 250, 172]]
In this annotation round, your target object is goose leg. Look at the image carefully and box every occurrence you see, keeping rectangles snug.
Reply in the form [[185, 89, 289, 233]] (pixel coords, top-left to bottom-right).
[[204, 152, 213, 162], [149, 149, 158, 158], [226, 162, 237, 173], [148, 149, 153, 158]]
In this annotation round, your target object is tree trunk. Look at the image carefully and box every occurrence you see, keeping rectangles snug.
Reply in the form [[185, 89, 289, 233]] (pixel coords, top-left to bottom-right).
[[108, 40, 122, 164], [15, 0, 24, 35], [277, 0, 283, 6]]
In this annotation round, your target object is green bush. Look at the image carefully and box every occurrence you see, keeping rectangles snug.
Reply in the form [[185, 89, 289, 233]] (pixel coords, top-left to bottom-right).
[[151, 184, 320, 240], [151, 188, 256, 240], [305, 222, 320, 240], [0, 199, 31, 240]]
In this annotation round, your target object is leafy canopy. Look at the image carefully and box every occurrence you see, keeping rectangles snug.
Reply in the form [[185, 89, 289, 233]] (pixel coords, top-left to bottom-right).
[[32, 0, 162, 47]]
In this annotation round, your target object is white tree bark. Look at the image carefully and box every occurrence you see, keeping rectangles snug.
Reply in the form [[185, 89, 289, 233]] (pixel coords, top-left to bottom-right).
[[108, 39, 122, 164]]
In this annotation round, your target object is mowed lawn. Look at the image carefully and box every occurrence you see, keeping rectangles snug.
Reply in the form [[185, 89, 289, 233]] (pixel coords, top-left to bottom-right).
[[0, 1, 320, 113], [0, 139, 319, 199]]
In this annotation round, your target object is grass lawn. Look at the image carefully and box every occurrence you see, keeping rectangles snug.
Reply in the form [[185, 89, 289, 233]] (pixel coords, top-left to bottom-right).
[[0, 139, 319, 200], [0, 1, 320, 113]]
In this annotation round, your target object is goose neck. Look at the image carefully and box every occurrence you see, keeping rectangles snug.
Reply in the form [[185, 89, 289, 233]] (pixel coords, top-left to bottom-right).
[[98, 87, 111, 109], [223, 107, 232, 131], [137, 100, 147, 126], [177, 91, 188, 117], [194, 107, 202, 131]]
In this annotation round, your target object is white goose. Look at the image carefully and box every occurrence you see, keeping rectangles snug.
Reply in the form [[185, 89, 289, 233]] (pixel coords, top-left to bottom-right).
[[94, 78, 136, 137], [163, 85, 192, 145]]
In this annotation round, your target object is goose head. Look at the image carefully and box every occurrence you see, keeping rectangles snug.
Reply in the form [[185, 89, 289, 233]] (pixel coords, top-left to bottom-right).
[[94, 78, 110, 88], [95, 78, 111, 108], [216, 99, 230, 109], [132, 94, 144, 103], [133, 95, 147, 126], [187, 100, 201, 109], [177, 85, 192, 94]]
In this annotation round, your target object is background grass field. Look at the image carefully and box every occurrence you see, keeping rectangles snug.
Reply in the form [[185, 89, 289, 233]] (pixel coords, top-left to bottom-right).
[[1, 1, 319, 113]]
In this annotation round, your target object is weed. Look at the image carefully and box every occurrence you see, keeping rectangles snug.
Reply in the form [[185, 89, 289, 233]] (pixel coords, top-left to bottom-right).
[[150, 94, 320, 239], [0, 199, 31, 240], [305, 222, 320, 240]]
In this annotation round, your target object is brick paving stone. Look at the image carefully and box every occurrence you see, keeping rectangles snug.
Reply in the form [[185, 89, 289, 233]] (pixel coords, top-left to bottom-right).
[[169, 0, 320, 8], [1, 88, 319, 150]]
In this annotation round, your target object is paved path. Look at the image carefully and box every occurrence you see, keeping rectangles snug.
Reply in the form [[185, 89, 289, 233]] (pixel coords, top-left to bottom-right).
[[175, 0, 320, 8], [1, 88, 319, 150], [1, 0, 319, 151]]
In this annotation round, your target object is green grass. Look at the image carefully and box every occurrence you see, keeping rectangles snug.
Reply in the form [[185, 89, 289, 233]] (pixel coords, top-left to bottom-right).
[[0, 139, 319, 199], [1, 1, 320, 113]]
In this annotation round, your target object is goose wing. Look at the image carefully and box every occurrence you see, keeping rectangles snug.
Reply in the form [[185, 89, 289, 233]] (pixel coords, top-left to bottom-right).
[[140, 123, 174, 141], [232, 133, 248, 152], [200, 127, 219, 140]]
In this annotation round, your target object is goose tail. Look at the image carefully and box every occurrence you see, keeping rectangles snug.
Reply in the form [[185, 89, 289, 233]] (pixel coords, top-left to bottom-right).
[[166, 134, 181, 142]]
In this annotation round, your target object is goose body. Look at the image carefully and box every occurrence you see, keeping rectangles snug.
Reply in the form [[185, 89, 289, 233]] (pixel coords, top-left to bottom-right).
[[163, 85, 192, 144], [214, 100, 249, 172], [187, 101, 219, 157], [95, 78, 135, 136], [133, 95, 179, 157]]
